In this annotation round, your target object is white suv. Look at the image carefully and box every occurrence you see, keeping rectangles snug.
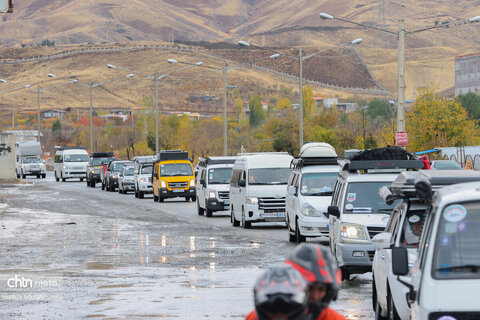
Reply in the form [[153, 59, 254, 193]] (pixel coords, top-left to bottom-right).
[[327, 159, 423, 280], [196, 156, 236, 217], [286, 143, 340, 243], [374, 170, 480, 320]]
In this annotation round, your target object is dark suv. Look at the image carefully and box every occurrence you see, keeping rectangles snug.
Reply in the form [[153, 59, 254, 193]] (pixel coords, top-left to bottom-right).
[[86, 152, 115, 188], [104, 160, 133, 192]]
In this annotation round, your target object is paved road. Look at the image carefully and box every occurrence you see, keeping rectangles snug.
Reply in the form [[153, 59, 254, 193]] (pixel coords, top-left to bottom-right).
[[0, 173, 374, 319]]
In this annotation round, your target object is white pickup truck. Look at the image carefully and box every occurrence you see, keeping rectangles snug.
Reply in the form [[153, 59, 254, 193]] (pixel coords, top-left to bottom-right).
[[15, 141, 46, 179]]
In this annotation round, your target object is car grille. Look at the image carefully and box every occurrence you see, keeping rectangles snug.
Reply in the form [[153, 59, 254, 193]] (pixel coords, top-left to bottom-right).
[[429, 313, 480, 320], [73, 166, 84, 170], [70, 172, 85, 175], [367, 227, 385, 240], [169, 182, 188, 188], [259, 197, 286, 211], [368, 251, 375, 261], [218, 191, 229, 200]]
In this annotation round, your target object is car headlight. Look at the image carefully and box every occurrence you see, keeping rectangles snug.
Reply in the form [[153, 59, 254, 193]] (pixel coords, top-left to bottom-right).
[[63, 165, 66, 170], [112, 174, 117, 179], [91, 170, 95, 174], [340, 223, 367, 240], [161, 180, 167, 188], [246, 197, 258, 205], [190, 179, 195, 187], [209, 190, 216, 198], [301, 203, 323, 217], [139, 178, 147, 183]]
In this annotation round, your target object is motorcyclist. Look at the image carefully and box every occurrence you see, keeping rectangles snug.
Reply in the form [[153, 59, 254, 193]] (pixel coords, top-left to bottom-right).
[[246, 265, 309, 320], [285, 243, 345, 320]]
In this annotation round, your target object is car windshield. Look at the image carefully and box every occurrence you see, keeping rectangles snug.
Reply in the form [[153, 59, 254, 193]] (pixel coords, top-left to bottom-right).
[[208, 167, 232, 184], [160, 163, 193, 177], [402, 210, 426, 247], [300, 172, 338, 196], [64, 154, 89, 162], [112, 163, 129, 171], [141, 165, 153, 174], [433, 201, 480, 279], [343, 182, 399, 213], [92, 157, 114, 166], [248, 168, 292, 185], [433, 161, 461, 170], [23, 157, 40, 164], [123, 167, 134, 176]]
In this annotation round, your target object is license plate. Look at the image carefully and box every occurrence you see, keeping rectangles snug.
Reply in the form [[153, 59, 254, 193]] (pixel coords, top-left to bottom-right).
[[261, 212, 285, 218], [172, 189, 184, 193]]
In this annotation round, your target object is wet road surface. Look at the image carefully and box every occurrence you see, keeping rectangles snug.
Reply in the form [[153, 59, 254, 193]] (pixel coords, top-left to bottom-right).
[[0, 173, 374, 319]]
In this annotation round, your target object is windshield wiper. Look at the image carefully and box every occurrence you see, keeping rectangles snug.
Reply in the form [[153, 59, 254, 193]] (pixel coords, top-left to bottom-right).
[[435, 264, 480, 272]]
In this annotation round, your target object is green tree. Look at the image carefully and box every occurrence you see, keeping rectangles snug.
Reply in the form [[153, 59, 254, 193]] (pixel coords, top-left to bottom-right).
[[249, 95, 265, 126], [457, 92, 480, 120], [302, 86, 315, 119], [52, 120, 62, 132], [276, 97, 292, 110], [367, 98, 394, 120]]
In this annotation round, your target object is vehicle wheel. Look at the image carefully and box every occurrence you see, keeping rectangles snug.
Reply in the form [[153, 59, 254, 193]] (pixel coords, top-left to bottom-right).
[[101, 182, 105, 190], [197, 200, 205, 216], [61, 173, 65, 182], [110, 184, 115, 192], [55, 172, 59, 182], [122, 188, 127, 194], [295, 219, 306, 243], [135, 189, 139, 198], [185, 197, 190, 202], [231, 206, 240, 227], [387, 290, 400, 320], [16, 172, 19, 179], [86, 179, 90, 186], [42, 174, 46, 179], [191, 196, 196, 202], [22, 173, 26, 179], [80, 178, 84, 182], [242, 209, 251, 229], [287, 217, 297, 243], [206, 208, 213, 218], [118, 186, 122, 194], [153, 193, 158, 202], [159, 196, 164, 203], [139, 191, 144, 199], [36, 175, 40, 179], [341, 267, 350, 281], [91, 181, 95, 188]]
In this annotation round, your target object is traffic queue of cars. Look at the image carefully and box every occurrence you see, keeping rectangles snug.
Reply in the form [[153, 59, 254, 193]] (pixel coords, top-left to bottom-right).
[[50, 144, 480, 319]]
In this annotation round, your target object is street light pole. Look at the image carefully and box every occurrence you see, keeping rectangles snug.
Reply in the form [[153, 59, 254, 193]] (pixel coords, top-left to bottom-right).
[[298, 48, 304, 147], [397, 19, 406, 133], [222, 62, 228, 156], [154, 72, 159, 154], [37, 85, 41, 143]]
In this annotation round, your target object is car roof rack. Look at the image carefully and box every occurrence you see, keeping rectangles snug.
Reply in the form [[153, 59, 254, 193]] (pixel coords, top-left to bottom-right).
[[156, 150, 190, 161], [55, 146, 86, 151], [390, 170, 480, 199], [133, 155, 157, 163], [344, 160, 424, 173], [197, 156, 236, 167], [291, 157, 339, 169], [91, 152, 113, 158], [237, 152, 290, 156]]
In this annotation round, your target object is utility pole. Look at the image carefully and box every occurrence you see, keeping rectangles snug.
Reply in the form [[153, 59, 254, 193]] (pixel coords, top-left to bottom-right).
[[298, 48, 304, 148], [154, 72, 159, 154], [222, 62, 228, 156], [89, 81, 93, 153], [11, 110, 14, 127]]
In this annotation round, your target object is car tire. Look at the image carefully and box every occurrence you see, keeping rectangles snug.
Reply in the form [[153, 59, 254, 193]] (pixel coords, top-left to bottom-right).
[[242, 209, 251, 229], [295, 219, 306, 243], [197, 200, 205, 216], [341, 267, 350, 281], [153, 193, 158, 202], [135, 189, 139, 198], [91, 181, 95, 188], [36, 175, 40, 179], [101, 182, 105, 190], [16, 172, 20, 179], [22, 173, 26, 179], [118, 186, 122, 194], [206, 208, 213, 218], [231, 206, 240, 227], [159, 196, 164, 203], [387, 289, 400, 320], [61, 172, 65, 182], [185, 197, 190, 202], [55, 172, 59, 182], [139, 191, 144, 199], [110, 184, 115, 192], [80, 178, 84, 182], [42, 174, 46, 179], [287, 217, 297, 243], [191, 196, 196, 202]]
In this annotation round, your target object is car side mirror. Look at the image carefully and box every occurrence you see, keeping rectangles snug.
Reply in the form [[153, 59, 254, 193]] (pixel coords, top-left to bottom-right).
[[372, 232, 392, 250], [200, 179, 206, 186], [288, 186, 297, 195], [327, 206, 340, 218], [392, 246, 409, 276], [239, 179, 246, 187]]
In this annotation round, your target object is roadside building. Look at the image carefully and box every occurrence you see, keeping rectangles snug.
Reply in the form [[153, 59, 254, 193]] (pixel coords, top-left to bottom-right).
[[41, 109, 65, 119], [455, 53, 480, 96]]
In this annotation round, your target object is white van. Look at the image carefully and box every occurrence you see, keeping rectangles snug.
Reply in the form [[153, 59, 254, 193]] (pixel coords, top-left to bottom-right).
[[54, 146, 89, 182], [286, 143, 340, 243], [230, 153, 293, 228], [390, 181, 480, 320]]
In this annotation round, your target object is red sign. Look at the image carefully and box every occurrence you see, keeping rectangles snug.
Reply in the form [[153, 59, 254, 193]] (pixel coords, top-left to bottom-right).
[[396, 132, 408, 147]]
